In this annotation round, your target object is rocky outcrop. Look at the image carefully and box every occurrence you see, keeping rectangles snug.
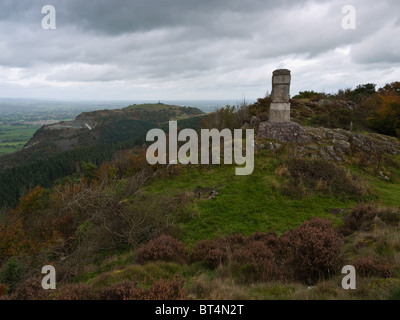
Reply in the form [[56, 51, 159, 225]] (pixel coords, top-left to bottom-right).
[[258, 121, 311, 144], [257, 121, 400, 162], [305, 127, 400, 159]]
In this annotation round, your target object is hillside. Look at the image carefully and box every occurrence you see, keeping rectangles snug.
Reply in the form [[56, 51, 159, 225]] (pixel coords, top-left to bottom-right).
[[0, 89, 400, 300], [1, 129, 399, 300], [0, 103, 203, 170]]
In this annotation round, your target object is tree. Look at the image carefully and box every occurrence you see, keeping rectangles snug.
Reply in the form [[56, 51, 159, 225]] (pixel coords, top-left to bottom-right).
[[369, 82, 400, 136], [377, 95, 400, 136], [378, 82, 400, 97], [354, 83, 376, 96], [81, 161, 98, 182]]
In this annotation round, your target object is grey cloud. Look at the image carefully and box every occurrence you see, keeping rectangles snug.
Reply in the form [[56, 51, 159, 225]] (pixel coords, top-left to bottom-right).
[[0, 0, 399, 100]]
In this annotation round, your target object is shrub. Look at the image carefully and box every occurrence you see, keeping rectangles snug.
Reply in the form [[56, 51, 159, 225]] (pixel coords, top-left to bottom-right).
[[0, 284, 8, 297], [191, 223, 345, 285], [0, 220, 27, 261], [12, 276, 49, 300], [98, 280, 139, 300], [232, 241, 276, 282], [191, 232, 283, 282], [342, 203, 400, 235], [281, 218, 343, 285], [246, 231, 281, 255], [248, 97, 271, 117], [137, 235, 187, 264], [286, 158, 367, 198], [0, 259, 23, 291], [369, 89, 400, 137], [342, 203, 380, 234], [190, 238, 236, 268], [293, 91, 328, 101], [353, 257, 392, 278], [190, 239, 227, 268], [56, 283, 97, 300], [224, 234, 246, 247], [142, 274, 186, 300], [380, 208, 400, 226], [205, 248, 226, 269], [15, 186, 50, 215], [61, 187, 185, 270], [201, 104, 248, 131], [190, 234, 247, 268], [98, 275, 186, 300]]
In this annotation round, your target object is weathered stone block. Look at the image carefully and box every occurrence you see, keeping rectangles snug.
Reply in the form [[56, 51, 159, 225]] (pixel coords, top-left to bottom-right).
[[269, 69, 291, 121], [269, 103, 291, 122]]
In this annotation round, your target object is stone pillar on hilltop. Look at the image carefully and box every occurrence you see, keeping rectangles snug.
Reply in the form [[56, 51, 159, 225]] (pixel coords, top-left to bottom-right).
[[269, 69, 291, 122], [258, 69, 311, 143]]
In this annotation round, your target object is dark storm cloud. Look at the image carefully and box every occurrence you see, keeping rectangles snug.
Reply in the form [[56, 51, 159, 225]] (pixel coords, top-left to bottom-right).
[[0, 0, 399, 99], [0, 0, 295, 32], [63, 0, 306, 35]]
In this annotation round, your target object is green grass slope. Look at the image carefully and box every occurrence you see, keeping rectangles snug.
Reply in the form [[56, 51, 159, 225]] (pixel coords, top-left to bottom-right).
[[142, 149, 399, 246]]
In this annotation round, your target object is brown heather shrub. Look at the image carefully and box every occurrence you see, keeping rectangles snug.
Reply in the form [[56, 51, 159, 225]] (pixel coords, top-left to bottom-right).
[[190, 239, 227, 268], [98, 275, 186, 300], [247, 231, 281, 255], [206, 248, 226, 269], [224, 234, 246, 248], [137, 235, 187, 264], [56, 283, 98, 300], [281, 218, 344, 285], [191, 223, 345, 285], [98, 280, 140, 300], [342, 203, 400, 235], [142, 274, 186, 300], [353, 257, 392, 278], [11, 276, 49, 300], [342, 203, 379, 234], [190, 235, 246, 268], [232, 241, 276, 282]]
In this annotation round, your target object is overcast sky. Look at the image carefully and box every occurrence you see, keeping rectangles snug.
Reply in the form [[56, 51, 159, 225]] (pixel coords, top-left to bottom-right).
[[0, 0, 399, 101]]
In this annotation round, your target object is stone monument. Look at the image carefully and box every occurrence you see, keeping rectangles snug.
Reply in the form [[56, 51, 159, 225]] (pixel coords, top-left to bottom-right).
[[269, 69, 291, 122], [258, 69, 311, 144]]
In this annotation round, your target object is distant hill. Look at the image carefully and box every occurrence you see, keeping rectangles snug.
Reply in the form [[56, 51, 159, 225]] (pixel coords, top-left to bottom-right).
[[0, 103, 204, 170]]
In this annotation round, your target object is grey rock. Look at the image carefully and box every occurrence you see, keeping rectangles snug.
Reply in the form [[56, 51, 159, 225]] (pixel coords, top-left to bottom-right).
[[258, 121, 311, 144], [269, 142, 282, 151], [319, 148, 330, 160], [333, 139, 351, 154], [308, 145, 318, 150], [250, 116, 260, 128], [254, 141, 266, 150], [326, 146, 343, 162], [241, 123, 250, 130]]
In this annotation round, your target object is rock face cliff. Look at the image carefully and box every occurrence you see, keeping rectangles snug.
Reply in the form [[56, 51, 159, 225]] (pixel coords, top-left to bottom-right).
[[257, 121, 400, 163]]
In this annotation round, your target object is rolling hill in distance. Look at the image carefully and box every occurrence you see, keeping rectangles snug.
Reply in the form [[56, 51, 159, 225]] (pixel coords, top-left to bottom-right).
[[0, 102, 206, 169]]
